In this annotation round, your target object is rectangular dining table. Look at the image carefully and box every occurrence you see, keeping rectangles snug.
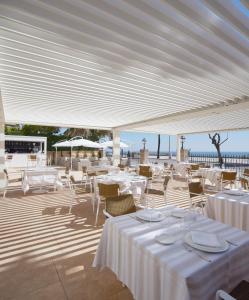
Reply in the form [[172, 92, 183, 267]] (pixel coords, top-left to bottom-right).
[[206, 190, 249, 232], [22, 167, 61, 194], [93, 206, 249, 300]]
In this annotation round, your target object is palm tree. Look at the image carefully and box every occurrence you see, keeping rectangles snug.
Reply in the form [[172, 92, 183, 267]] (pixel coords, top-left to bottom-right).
[[157, 134, 161, 159]]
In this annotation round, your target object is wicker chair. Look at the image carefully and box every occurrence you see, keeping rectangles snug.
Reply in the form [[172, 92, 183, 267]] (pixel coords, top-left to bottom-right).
[[60, 166, 70, 185], [188, 164, 205, 185], [67, 175, 88, 213], [118, 164, 126, 171], [198, 163, 206, 168], [243, 168, 249, 178], [104, 194, 136, 217], [220, 171, 237, 190], [163, 175, 171, 205], [27, 154, 37, 167], [0, 170, 8, 199], [188, 181, 206, 213], [240, 178, 249, 190], [139, 165, 151, 176], [86, 170, 96, 193], [95, 183, 119, 225], [82, 166, 87, 181], [163, 163, 173, 177]]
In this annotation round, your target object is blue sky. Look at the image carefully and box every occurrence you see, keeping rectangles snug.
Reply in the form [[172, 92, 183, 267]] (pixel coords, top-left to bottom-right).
[[120, 130, 249, 152]]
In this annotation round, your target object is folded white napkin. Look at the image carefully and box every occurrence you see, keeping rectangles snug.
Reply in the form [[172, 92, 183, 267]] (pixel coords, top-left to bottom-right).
[[140, 210, 161, 218], [191, 231, 222, 248], [137, 210, 162, 221], [224, 189, 244, 196]]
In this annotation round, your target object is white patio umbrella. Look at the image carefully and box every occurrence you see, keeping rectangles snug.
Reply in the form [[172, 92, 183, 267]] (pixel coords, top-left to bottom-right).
[[53, 137, 101, 169], [99, 140, 129, 149], [69, 137, 101, 148]]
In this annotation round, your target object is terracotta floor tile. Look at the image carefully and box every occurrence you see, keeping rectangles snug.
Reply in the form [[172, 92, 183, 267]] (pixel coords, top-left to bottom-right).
[[0, 261, 59, 299], [9, 282, 67, 300]]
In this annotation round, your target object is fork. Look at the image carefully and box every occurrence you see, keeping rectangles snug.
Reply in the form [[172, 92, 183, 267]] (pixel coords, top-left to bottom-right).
[[183, 244, 212, 263], [225, 239, 238, 246]]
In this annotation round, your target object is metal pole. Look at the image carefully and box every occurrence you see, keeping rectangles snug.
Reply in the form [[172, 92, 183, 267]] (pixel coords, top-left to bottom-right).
[[55, 146, 57, 166], [71, 146, 72, 170], [168, 135, 171, 158]]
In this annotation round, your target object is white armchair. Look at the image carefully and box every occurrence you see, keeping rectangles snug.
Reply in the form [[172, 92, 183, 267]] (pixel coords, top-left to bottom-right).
[[0, 169, 8, 198]]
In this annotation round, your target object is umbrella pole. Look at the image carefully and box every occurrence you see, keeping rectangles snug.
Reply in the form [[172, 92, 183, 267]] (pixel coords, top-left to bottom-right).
[[55, 147, 57, 166], [71, 147, 72, 170]]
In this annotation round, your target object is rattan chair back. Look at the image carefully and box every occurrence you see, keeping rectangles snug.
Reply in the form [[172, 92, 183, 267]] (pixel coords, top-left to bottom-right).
[[221, 171, 237, 181], [188, 181, 203, 198], [241, 178, 249, 190], [98, 183, 119, 198], [105, 194, 136, 217]]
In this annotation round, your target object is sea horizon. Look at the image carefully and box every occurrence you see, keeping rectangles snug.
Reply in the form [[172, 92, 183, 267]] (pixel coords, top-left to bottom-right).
[[124, 151, 249, 156]]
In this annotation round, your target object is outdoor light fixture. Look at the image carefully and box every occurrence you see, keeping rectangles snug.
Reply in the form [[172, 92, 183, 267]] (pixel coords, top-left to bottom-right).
[[180, 135, 186, 150], [142, 138, 147, 150]]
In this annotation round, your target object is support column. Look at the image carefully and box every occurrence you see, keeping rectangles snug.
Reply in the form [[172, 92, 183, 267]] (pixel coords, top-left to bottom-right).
[[112, 129, 120, 166], [0, 124, 5, 169], [176, 134, 181, 162], [0, 91, 5, 169]]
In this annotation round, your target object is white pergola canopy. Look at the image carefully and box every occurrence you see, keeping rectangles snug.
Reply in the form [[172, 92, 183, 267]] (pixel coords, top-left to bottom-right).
[[0, 0, 249, 135]]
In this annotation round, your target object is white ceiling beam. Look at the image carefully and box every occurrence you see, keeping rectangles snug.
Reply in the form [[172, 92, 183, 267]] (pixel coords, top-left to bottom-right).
[[0, 90, 5, 124], [5, 119, 111, 131], [115, 98, 249, 131]]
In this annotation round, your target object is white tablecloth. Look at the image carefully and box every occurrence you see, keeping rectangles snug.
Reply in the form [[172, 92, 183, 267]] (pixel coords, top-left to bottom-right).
[[22, 167, 61, 193], [198, 168, 236, 188], [95, 173, 147, 197], [88, 166, 120, 173], [206, 191, 249, 232], [175, 162, 193, 177], [139, 164, 164, 176], [93, 206, 249, 300]]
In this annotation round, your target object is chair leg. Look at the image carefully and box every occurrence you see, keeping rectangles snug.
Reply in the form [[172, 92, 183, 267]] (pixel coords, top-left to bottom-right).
[[95, 199, 100, 226], [163, 190, 167, 206], [3, 190, 6, 199], [92, 192, 95, 213], [90, 179, 96, 213], [69, 192, 73, 214]]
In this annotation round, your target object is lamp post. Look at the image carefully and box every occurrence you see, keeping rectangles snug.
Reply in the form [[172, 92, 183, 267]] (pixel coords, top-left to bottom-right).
[[142, 138, 147, 150], [180, 135, 186, 150]]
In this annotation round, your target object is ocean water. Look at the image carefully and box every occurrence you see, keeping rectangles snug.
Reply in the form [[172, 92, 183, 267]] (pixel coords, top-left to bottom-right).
[[136, 151, 249, 156]]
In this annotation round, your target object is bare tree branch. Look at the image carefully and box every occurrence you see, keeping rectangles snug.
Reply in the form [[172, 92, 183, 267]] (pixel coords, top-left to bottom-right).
[[220, 137, 229, 145], [207, 132, 228, 168]]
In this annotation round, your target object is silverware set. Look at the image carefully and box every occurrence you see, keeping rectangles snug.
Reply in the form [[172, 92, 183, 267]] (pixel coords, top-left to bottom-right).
[[183, 244, 213, 263]]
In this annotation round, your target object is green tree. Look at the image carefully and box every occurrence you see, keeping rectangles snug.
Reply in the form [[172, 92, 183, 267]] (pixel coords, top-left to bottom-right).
[[5, 124, 62, 150], [5, 124, 22, 135], [64, 128, 112, 142]]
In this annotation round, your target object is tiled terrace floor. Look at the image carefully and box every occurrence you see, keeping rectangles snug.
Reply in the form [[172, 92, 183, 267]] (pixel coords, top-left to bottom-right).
[[0, 169, 194, 300]]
